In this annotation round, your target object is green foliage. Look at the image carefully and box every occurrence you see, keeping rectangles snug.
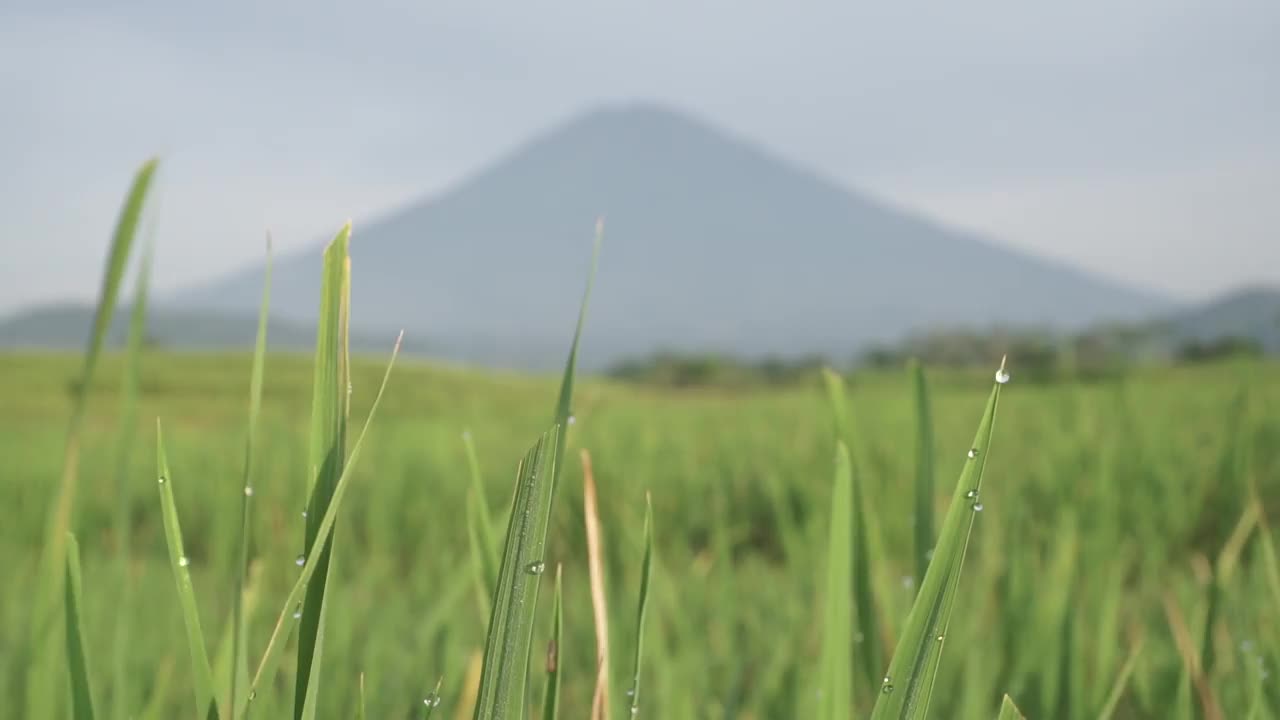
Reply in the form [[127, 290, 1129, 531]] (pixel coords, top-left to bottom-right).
[[995, 694, 1025, 720], [819, 442, 854, 718], [66, 533, 97, 720], [626, 493, 655, 718], [541, 566, 564, 720]]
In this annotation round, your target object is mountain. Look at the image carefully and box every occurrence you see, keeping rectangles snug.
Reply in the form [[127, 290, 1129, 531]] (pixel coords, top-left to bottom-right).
[[1157, 286, 1280, 352], [159, 103, 1170, 369]]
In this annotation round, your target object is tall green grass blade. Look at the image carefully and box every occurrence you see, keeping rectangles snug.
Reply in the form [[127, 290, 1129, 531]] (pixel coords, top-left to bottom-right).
[[112, 242, 153, 720], [909, 360, 935, 583], [156, 420, 220, 719], [66, 532, 98, 720], [472, 426, 562, 720], [541, 565, 563, 720], [465, 430, 500, 624], [870, 360, 1008, 720], [295, 225, 353, 718], [995, 694, 1025, 720], [626, 492, 655, 718], [28, 157, 158, 718], [357, 673, 367, 720], [820, 443, 854, 719], [242, 332, 402, 717], [821, 367, 882, 688], [230, 237, 272, 718]]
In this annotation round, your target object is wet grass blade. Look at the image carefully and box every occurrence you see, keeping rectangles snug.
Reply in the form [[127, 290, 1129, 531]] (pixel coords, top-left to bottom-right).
[[472, 426, 562, 720], [112, 241, 153, 720], [995, 694, 1025, 720], [156, 420, 219, 720], [909, 360, 935, 583], [821, 368, 882, 688], [581, 449, 611, 720], [819, 442, 854, 719], [870, 360, 1009, 720], [66, 532, 98, 720], [241, 333, 402, 717], [424, 676, 444, 719], [28, 157, 158, 719], [541, 565, 564, 720], [296, 225, 353, 718], [229, 236, 272, 719], [626, 492, 654, 718]]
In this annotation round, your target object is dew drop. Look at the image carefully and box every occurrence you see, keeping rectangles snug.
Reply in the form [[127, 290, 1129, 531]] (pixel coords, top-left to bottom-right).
[[292, 610, 302, 620], [424, 693, 441, 708], [967, 448, 979, 459], [995, 369, 1011, 384], [158, 475, 166, 485], [525, 561, 546, 575], [626, 688, 636, 698], [295, 554, 306, 567], [901, 575, 915, 590], [972, 502, 985, 512], [630, 705, 639, 716], [244, 485, 254, 497], [965, 489, 978, 499], [935, 634, 945, 642], [248, 690, 256, 701], [881, 676, 894, 694], [301, 510, 308, 519], [178, 556, 190, 567], [567, 414, 577, 426]]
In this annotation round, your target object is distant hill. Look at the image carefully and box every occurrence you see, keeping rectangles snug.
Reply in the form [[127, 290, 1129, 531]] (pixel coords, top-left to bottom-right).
[[1156, 286, 1280, 353], [43, 103, 1179, 369]]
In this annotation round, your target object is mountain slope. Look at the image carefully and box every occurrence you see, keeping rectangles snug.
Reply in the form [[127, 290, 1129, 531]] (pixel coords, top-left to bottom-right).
[[1159, 286, 1280, 352], [169, 103, 1170, 369]]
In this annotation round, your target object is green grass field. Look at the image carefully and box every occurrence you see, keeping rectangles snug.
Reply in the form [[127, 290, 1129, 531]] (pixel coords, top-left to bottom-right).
[[5, 162, 1280, 719], [3, 349, 1278, 718]]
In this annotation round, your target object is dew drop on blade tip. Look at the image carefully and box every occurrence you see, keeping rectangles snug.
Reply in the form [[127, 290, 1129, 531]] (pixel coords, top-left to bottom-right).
[[995, 369, 1011, 384]]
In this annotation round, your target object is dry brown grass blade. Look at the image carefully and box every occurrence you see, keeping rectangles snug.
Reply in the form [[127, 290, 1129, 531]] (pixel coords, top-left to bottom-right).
[[1162, 591, 1223, 720], [582, 449, 611, 720]]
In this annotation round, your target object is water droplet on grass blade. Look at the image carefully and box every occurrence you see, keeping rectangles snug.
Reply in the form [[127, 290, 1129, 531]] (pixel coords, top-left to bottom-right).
[[525, 561, 546, 575], [972, 502, 985, 512], [881, 676, 894, 694], [966, 489, 978, 499], [295, 554, 306, 567], [424, 693, 441, 708], [178, 556, 189, 567], [995, 369, 1011, 384], [243, 485, 254, 496], [967, 448, 978, 459]]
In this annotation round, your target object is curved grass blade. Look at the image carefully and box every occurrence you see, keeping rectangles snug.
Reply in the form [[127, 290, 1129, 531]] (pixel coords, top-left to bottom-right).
[[626, 492, 654, 718], [995, 694, 1025, 720], [909, 360, 935, 583], [241, 332, 402, 717], [28, 157, 158, 719], [870, 360, 1008, 720], [66, 532, 97, 720], [112, 241, 153, 720], [541, 565, 564, 720], [156, 420, 220, 720], [228, 235, 272, 719], [819, 442, 854, 719], [295, 224, 353, 719], [472, 426, 562, 720], [821, 368, 883, 688]]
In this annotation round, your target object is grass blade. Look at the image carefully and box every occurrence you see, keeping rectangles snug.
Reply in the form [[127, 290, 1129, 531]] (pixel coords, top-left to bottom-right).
[[465, 430, 500, 625], [995, 694, 1025, 720], [541, 565, 564, 720], [112, 241, 153, 720], [230, 235, 272, 719], [820, 442, 854, 719], [28, 157, 158, 718], [242, 332, 402, 716], [909, 360, 935, 583], [626, 492, 654, 718], [156, 420, 219, 719], [870, 360, 1009, 720], [357, 673, 366, 720], [1096, 634, 1145, 720], [472, 426, 562, 720], [424, 676, 444, 719], [66, 532, 98, 720], [581, 449, 611, 720], [550, 219, 601, 476], [821, 367, 883, 689], [296, 224, 353, 718]]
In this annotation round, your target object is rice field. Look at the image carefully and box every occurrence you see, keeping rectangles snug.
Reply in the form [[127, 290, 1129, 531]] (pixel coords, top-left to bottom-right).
[[2, 162, 1279, 719]]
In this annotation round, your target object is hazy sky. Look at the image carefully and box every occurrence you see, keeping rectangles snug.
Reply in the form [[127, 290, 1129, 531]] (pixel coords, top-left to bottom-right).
[[2, 0, 1277, 312]]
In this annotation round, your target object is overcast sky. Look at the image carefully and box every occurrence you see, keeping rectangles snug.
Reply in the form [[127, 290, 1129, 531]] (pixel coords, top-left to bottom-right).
[[2, 0, 1277, 312]]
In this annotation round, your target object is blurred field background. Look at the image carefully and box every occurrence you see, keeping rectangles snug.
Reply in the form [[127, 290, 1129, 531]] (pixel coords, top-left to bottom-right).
[[3, 349, 1278, 718]]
